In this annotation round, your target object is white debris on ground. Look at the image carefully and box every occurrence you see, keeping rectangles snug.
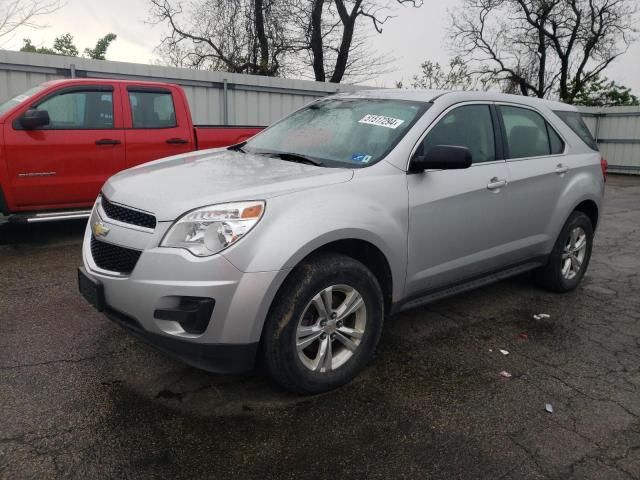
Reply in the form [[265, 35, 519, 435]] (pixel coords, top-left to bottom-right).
[[499, 349, 509, 356], [533, 313, 551, 320], [545, 403, 554, 413], [499, 371, 512, 378]]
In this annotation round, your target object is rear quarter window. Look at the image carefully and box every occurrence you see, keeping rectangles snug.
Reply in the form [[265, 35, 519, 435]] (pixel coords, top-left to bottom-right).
[[553, 110, 598, 151]]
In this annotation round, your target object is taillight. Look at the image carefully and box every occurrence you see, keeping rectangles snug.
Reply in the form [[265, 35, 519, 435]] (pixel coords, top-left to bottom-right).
[[600, 158, 608, 182]]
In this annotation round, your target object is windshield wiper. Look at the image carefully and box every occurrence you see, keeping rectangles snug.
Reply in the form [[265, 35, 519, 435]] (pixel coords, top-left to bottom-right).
[[227, 141, 247, 153], [270, 152, 324, 167]]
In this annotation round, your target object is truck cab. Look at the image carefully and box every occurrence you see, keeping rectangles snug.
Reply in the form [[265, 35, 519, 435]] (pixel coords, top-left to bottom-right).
[[0, 79, 262, 223]]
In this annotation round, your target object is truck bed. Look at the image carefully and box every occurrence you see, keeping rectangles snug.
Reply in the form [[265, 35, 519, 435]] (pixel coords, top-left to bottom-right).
[[194, 126, 263, 150]]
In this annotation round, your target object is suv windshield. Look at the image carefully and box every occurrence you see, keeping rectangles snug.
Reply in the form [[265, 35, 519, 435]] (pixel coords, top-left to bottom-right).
[[244, 97, 429, 167], [0, 85, 46, 116]]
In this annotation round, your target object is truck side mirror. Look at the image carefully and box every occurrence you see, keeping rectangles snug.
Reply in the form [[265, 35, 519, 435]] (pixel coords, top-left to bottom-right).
[[18, 109, 50, 130], [410, 145, 472, 173]]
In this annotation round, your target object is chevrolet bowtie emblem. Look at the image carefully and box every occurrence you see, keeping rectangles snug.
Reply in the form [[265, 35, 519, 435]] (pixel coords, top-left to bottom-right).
[[92, 221, 110, 237]]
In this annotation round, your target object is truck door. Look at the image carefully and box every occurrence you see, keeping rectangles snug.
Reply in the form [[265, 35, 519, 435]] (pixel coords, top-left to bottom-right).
[[121, 86, 195, 168], [3, 85, 125, 209]]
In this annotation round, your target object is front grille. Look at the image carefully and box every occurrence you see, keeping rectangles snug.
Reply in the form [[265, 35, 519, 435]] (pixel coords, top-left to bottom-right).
[[90, 236, 142, 274], [101, 196, 156, 229]]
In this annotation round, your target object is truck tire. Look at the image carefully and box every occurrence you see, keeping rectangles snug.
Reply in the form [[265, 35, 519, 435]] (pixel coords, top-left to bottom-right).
[[262, 252, 384, 394], [535, 211, 594, 293]]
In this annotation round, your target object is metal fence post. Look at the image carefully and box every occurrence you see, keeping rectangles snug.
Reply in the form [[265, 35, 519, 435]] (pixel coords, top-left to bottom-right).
[[223, 79, 229, 125]]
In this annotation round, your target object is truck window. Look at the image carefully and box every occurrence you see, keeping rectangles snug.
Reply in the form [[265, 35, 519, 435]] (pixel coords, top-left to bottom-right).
[[0, 85, 46, 115], [128, 91, 177, 129], [35, 90, 114, 129]]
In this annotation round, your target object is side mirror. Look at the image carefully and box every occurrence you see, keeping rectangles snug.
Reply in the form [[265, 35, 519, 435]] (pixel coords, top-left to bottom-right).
[[18, 109, 50, 130], [410, 145, 472, 172]]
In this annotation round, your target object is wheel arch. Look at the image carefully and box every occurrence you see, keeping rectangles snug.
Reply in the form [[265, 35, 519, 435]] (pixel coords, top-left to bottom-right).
[[253, 236, 395, 344], [573, 199, 599, 230]]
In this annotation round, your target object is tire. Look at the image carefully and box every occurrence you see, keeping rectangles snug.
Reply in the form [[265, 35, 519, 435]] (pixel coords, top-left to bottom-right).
[[535, 211, 594, 293], [262, 252, 384, 394]]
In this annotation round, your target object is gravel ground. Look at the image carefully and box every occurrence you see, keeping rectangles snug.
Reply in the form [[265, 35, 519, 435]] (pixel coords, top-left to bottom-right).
[[1, 174, 639, 479]]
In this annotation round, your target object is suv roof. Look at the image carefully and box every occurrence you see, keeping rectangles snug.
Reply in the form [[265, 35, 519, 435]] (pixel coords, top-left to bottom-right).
[[339, 89, 576, 112]]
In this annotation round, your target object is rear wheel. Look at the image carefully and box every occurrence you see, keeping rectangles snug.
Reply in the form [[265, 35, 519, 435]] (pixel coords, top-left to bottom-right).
[[262, 253, 384, 394], [535, 211, 594, 292]]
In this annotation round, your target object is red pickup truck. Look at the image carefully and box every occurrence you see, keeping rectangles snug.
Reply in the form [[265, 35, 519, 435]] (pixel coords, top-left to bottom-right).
[[0, 79, 263, 223]]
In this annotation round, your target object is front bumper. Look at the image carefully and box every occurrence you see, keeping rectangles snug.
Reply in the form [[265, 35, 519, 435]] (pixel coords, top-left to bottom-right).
[[103, 299, 258, 374], [79, 207, 286, 374]]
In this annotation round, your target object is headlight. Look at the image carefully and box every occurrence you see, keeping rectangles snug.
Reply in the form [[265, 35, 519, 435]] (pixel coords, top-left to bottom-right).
[[161, 201, 265, 256]]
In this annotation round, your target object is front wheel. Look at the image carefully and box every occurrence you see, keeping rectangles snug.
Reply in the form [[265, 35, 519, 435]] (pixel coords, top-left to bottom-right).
[[535, 211, 594, 292], [262, 253, 384, 394]]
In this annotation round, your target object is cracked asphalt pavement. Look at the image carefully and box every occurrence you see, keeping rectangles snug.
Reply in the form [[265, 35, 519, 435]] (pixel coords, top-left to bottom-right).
[[1, 174, 639, 479]]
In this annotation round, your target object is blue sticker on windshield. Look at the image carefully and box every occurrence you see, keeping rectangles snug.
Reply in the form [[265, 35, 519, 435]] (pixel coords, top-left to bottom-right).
[[352, 153, 373, 163]]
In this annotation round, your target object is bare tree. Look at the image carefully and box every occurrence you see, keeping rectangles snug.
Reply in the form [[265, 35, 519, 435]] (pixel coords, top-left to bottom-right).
[[152, 0, 422, 82], [450, 0, 638, 102], [149, 0, 292, 76], [0, 0, 62, 42], [291, 0, 422, 83]]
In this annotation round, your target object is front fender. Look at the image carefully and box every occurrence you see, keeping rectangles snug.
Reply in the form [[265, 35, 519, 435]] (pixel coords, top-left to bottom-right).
[[222, 164, 409, 301]]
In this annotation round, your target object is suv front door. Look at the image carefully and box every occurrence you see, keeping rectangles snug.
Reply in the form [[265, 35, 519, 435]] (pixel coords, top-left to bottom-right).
[[406, 103, 516, 296], [4, 85, 125, 209]]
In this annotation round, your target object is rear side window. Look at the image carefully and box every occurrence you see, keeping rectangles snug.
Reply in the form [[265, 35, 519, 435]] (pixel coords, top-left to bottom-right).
[[500, 106, 555, 159], [422, 104, 496, 163], [553, 110, 598, 150], [128, 90, 177, 129], [36, 90, 114, 129]]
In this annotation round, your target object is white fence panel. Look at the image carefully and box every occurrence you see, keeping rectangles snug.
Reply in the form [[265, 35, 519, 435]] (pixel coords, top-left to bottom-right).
[[579, 106, 640, 175]]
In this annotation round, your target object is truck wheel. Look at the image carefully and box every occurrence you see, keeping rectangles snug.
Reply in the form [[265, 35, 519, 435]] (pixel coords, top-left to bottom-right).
[[262, 253, 384, 394], [535, 211, 594, 293]]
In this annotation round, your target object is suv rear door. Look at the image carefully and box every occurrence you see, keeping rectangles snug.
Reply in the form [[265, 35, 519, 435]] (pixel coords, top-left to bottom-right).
[[497, 104, 568, 260], [121, 85, 195, 168], [406, 103, 516, 295], [3, 84, 125, 209]]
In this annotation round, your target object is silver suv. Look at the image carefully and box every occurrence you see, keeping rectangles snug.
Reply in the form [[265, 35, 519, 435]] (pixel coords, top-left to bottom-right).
[[78, 90, 605, 394]]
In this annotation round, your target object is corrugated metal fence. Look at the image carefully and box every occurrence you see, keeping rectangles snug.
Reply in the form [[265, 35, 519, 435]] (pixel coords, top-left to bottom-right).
[[0, 49, 361, 126], [578, 106, 640, 175]]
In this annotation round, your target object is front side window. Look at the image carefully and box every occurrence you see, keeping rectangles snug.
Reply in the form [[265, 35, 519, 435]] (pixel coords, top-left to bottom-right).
[[35, 90, 114, 129], [421, 104, 496, 163], [128, 91, 177, 128], [244, 98, 429, 168], [500, 106, 558, 159]]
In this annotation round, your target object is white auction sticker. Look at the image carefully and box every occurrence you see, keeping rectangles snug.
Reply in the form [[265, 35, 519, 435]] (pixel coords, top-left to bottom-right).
[[358, 114, 405, 129]]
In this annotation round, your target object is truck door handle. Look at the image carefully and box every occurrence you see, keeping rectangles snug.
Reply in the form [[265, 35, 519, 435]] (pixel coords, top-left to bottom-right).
[[487, 177, 507, 191], [555, 164, 569, 175], [166, 138, 189, 144], [95, 138, 121, 145]]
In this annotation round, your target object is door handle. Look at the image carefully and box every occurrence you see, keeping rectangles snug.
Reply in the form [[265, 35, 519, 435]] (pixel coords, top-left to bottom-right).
[[555, 163, 569, 175], [95, 138, 121, 145], [166, 138, 189, 144], [487, 177, 507, 191]]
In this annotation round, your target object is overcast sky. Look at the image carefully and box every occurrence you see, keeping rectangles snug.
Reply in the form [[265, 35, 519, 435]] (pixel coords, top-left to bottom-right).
[[2, 0, 639, 93]]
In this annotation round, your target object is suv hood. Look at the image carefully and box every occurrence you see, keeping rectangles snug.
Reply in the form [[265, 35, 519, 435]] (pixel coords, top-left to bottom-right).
[[102, 149, 354, 221]]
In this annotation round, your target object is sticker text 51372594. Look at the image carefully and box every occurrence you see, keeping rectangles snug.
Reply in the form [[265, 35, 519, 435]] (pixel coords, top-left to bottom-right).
[[358, 114, 405, 129]]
